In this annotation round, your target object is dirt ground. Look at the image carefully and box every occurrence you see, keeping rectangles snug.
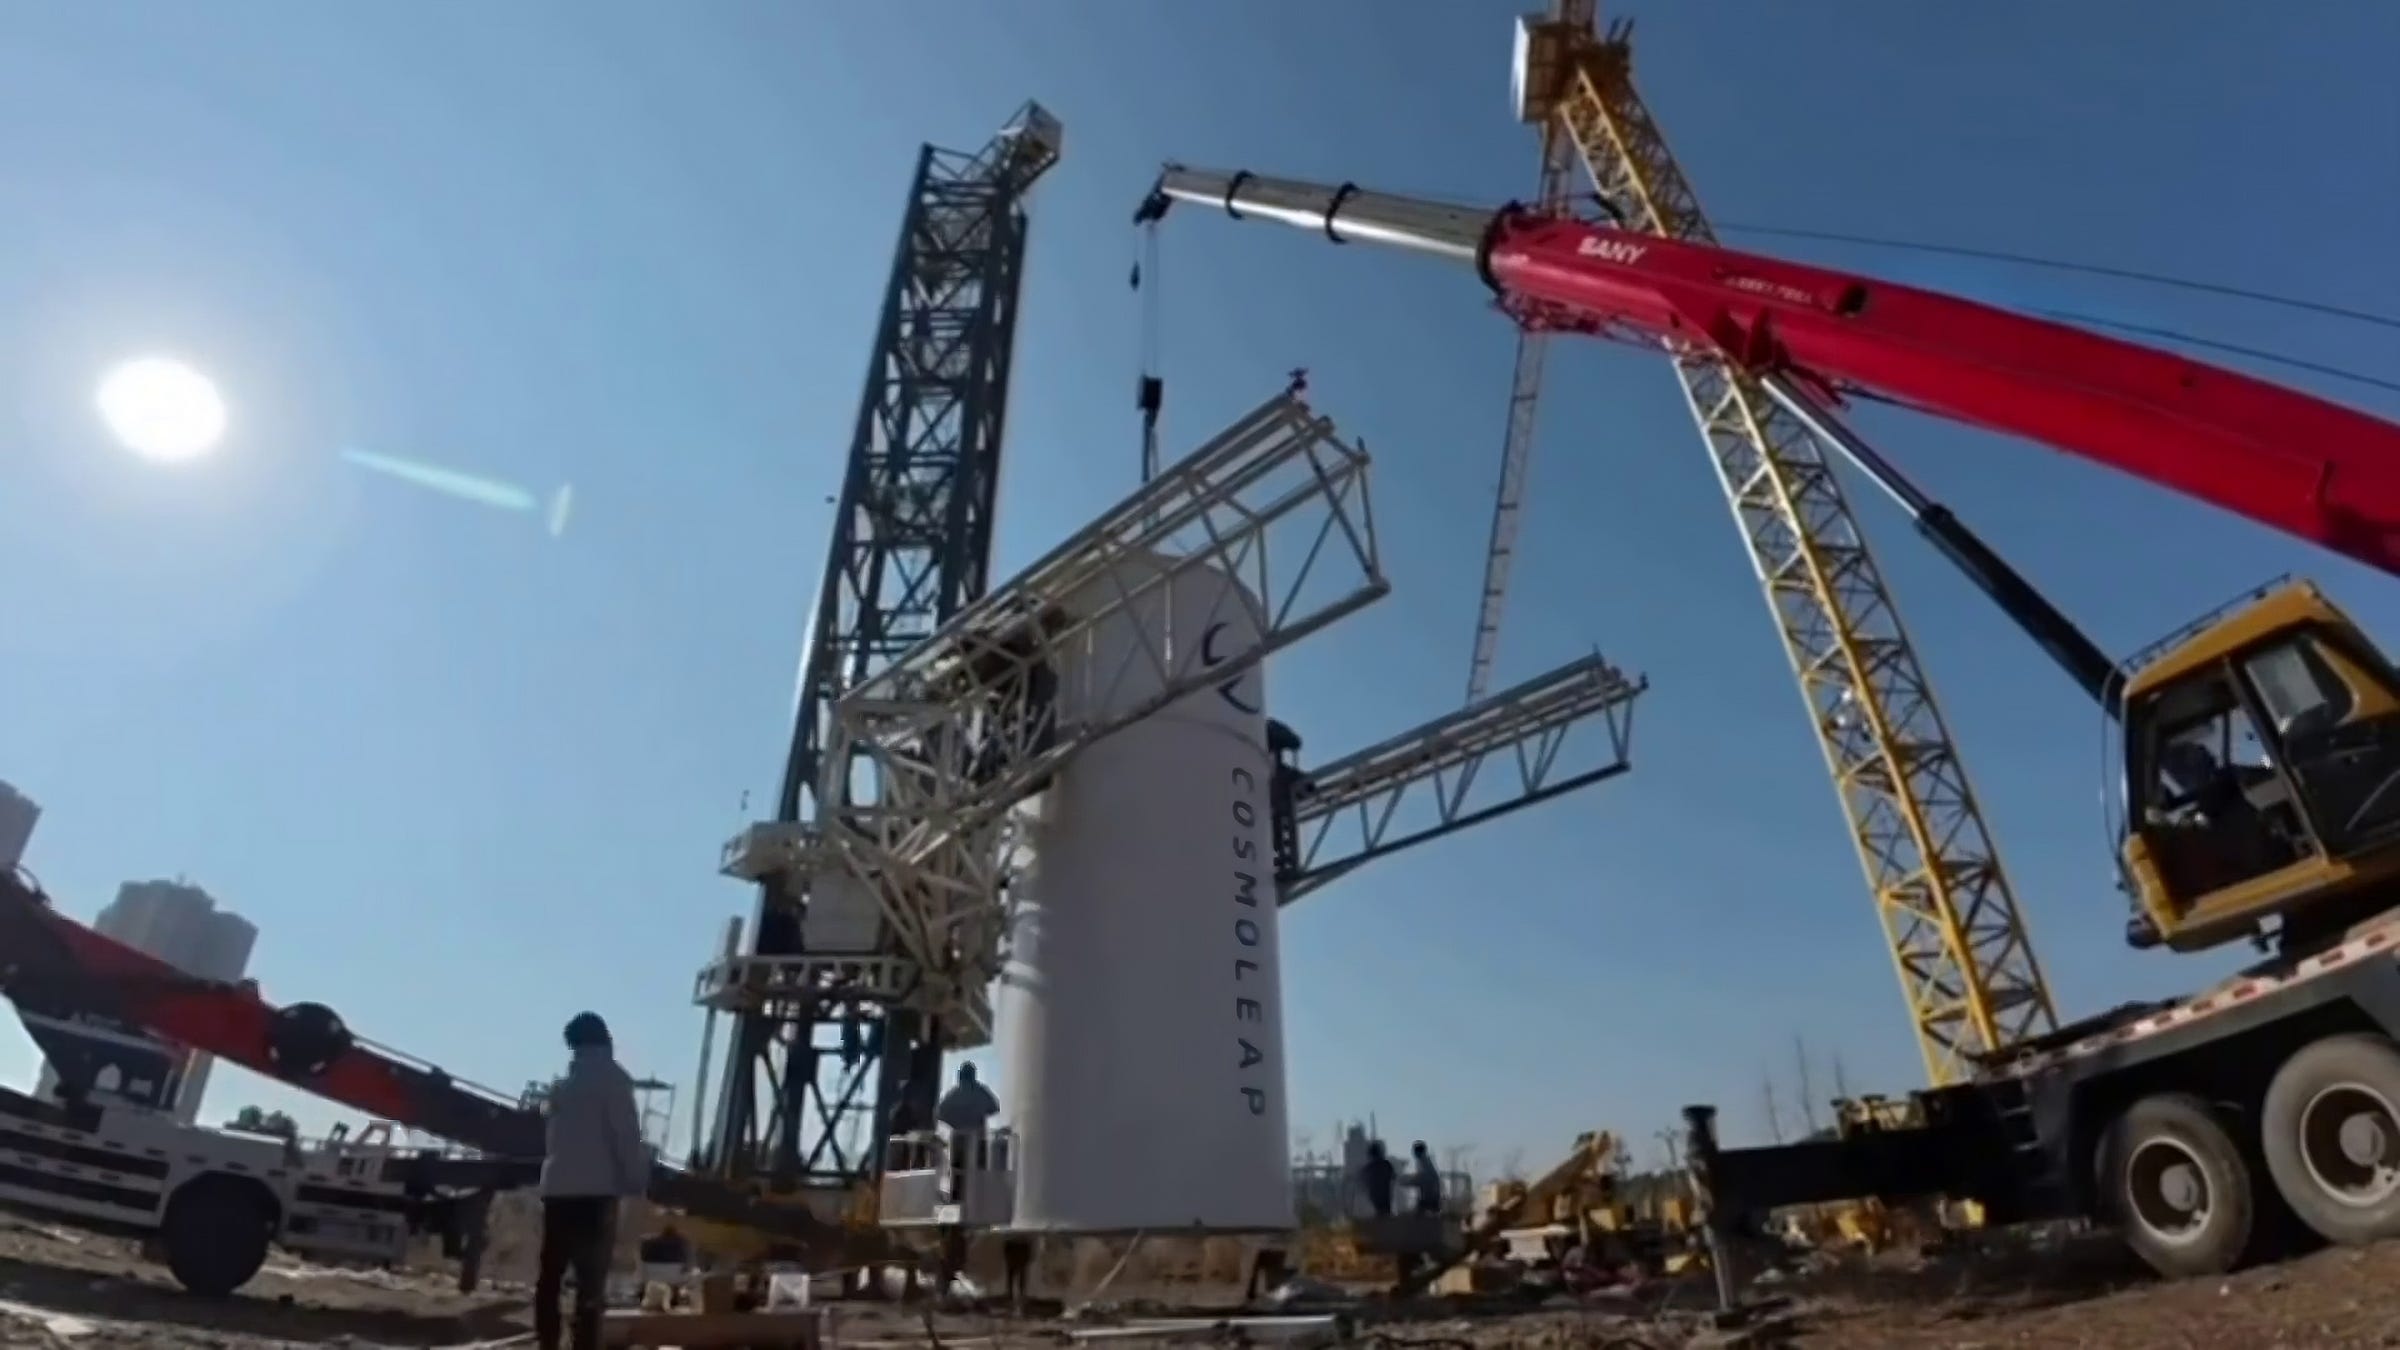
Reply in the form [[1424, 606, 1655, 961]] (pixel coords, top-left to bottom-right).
[[1778, 1233, 2400, 1349], [0, 1214, 518, 1348], [0, 1215, 2398, 1347]]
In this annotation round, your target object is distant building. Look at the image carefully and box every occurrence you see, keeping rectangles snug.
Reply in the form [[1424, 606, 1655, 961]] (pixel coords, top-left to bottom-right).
[[29, 880, 257, 1124], [1291, 1120, 1377, 1220], [0, 781, 37, 871]]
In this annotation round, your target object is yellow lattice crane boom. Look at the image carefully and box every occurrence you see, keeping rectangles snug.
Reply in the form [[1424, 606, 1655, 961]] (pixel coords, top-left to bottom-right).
[[1509, 7, 2057, 1084], [1461, 0, 1596, 706]]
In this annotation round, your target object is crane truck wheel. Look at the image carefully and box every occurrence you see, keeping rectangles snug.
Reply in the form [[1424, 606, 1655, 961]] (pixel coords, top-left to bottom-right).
[[2261, 1032, 2400, 1246], [2097, 1093, 2259, 1278], [160, 1173, 275, 1297]]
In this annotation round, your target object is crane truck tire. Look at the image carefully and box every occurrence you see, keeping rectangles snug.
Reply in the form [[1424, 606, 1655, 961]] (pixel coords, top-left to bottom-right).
[[2097, 1092, 2260, 1278], [160, 1172, 275, 1296], [2261, 1032, 2400, 1246]]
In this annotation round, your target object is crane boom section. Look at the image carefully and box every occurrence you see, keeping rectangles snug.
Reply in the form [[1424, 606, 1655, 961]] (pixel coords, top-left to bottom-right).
[[1152, 164, 2056, 1084], [1153, 166, 2400, 582], [1465, 105, 1585, 706], [0, 871, 840, 1249]]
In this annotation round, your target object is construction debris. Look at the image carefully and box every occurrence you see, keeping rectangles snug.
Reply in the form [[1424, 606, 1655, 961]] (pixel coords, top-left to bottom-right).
[[0, 1209, 2385, 1346]]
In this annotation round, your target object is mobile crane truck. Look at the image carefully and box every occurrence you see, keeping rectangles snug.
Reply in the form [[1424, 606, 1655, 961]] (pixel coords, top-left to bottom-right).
[[1139, 164, 2400, 1279], [0, 866, 858, 1295]]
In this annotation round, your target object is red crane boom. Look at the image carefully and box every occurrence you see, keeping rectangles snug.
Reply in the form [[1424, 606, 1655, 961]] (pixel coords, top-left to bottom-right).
[[0, 869, 838, 1255], [1147, 168, 2400, 581]]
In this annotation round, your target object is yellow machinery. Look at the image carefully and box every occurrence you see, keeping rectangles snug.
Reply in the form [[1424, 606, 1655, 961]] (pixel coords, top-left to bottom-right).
[[1392, 1130, 1699, 1292], [1683, 583, 2400, 1277], [1771, 1097, 1968, 1253], [1495, 5, 2400, 1071], [665, 1180, 891, 1272], [1502, 3, 2056, 1085], [2114, 582, 2400, 953], [1143, 7, 2400, 1284], [1297, 1222, 1396, 1285]]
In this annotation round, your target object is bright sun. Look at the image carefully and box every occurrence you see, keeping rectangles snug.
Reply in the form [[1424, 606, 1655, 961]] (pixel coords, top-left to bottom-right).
[[96, 357, 228, 464]]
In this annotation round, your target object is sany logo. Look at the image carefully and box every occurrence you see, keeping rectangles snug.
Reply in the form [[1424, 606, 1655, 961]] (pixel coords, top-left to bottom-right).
[[1576, 235, 1649, 266]]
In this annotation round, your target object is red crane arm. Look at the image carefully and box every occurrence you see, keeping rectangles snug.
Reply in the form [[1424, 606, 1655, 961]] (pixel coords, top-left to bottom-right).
[[1146, 167, 2400, 579], [0, 871, 843, 1247], [0, 871, 541, 1156], [1491, 214, 2400, 575]]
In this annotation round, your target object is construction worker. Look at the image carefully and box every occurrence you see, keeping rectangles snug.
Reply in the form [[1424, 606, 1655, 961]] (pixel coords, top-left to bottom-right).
[[935, 1062, 1001, 1186], [1360, 1139, 1396, 1218], [1001, 1234, 1035, 1310], [535, 1012, 648, 1350], [932, 1063, 1001, 1298], [1410, 1140, 1443, 1216]]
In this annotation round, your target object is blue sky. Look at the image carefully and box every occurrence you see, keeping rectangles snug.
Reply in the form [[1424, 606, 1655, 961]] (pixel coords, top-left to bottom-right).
[[1, 1, 2395, 1179]]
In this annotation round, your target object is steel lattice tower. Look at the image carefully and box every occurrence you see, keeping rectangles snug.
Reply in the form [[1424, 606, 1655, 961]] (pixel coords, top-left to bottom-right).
[[1525, 15, 2057, 1083], [701, 106, 1060, 1191]]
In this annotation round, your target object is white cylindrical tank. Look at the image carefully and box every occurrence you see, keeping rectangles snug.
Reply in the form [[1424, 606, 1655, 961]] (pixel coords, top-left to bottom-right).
[[997, 555, 1292, 1234]]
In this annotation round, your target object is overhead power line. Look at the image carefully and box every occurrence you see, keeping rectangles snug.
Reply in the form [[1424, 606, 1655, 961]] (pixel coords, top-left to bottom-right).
[[1717, 220, 2400, 335]]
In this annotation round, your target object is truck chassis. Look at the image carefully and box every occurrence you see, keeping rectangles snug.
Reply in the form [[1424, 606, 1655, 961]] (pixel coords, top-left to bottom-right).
[[1693, 919, 2400, 1277], [0, 1085, 487, 1295]]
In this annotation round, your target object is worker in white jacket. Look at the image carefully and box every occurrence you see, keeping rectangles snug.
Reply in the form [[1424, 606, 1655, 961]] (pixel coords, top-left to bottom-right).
[[536, 1012, 648, 1350]]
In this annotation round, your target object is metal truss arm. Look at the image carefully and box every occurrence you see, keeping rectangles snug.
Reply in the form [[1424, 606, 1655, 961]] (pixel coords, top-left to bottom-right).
[[826, 386, 1390, 863], [1465, 73, 1585, 707], [1280, 653, 1645, 904]]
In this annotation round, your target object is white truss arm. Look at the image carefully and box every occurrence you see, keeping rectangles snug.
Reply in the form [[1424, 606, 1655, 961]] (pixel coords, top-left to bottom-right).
[[712, 388, 1391, 1041], [1281, 653, 1645, 904], [824, 385, 1388, 862]]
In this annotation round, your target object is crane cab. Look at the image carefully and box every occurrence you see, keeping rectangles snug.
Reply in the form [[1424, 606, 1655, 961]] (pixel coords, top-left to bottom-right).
[[2119, 580, 2400, 953]]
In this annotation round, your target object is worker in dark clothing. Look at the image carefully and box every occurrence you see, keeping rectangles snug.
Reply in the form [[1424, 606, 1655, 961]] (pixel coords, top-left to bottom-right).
[[1410, 1140, 1443, 1216], [1360, 1140, 1396, 1217], [935, 1062, 1001, 1140], [935, 1062, 1001, 1202], [535, 1012, 649, 1350], [933, 1063, 1001, 1297], [1001, 1234, 1035, 1310]]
